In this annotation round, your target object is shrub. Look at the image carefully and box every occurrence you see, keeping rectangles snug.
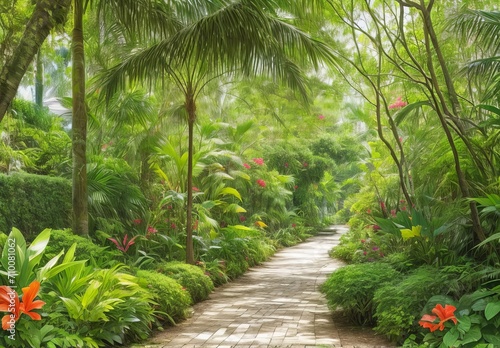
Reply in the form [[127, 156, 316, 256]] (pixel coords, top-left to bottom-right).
[[0, 173, 71, 237], [136, 269, 191, 324], [156, 262, 214, 303], [321, 262, 399, 325], [43, 229, 119, 266], [201, 260, 229, 287], [373, 266, 460, 344]]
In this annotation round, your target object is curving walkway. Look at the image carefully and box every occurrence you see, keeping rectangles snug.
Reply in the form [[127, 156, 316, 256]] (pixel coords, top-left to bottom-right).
[[143, 226, 394, 348]]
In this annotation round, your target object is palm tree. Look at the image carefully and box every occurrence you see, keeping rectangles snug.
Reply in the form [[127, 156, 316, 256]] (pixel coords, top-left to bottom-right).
[[99, 1, 334, 263]]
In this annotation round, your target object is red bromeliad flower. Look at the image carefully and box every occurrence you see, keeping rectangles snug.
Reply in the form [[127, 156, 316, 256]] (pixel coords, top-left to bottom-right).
[[0, 281, 45, 330], [256, 179, 266, 187], [419, 304, 457, 332], [108, 234, 138, 253], [147, 226, 158, 235], [243, 163, 251, 169]]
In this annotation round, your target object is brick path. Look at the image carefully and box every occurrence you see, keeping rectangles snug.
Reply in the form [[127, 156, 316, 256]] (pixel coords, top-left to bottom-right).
[[141, 226, 394, 348]]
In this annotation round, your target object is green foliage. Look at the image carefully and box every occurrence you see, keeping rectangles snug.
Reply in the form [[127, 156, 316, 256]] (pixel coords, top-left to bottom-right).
[[10, 99, 54, 131], [43, 229, 119, 266], [321, 262, 399, 325], [373, 266, 461, 343], [0, 173, 71, 237], [55, 265, 155, 346], [271, 225, 312, 247], [156, 261, 214, 303], [200, 259, 229, 287], [135, 269, 191, 324]]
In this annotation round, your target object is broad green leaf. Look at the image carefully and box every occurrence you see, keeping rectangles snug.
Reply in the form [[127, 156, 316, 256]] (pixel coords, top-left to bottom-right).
[[443, 327, 459, 346], [81, 280, 101, 309], [37, 250, 64, 280], [460, 325, 481, 344], [485, 301, 500, 320]]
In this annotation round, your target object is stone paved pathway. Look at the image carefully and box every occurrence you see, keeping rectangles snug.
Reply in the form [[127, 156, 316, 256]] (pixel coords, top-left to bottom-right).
[[142, 226, 394, 348]]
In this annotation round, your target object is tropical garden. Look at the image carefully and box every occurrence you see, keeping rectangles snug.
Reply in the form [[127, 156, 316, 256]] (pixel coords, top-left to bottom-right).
[[0, 0, 499, 347]]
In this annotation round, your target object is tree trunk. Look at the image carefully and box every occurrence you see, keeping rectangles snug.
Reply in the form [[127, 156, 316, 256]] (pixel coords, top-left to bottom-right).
[[185, 89, 196, 264], [35, 51, 44, 107], [72, 0, 89, 236], [0, 0, 71, 121]]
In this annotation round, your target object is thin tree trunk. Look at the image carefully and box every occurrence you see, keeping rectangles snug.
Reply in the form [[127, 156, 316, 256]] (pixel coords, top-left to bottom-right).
[[185, 89, 196, 264], [72, 0, 89, 236], [0, 0, 71, 121], [35, 51, 44, 107]]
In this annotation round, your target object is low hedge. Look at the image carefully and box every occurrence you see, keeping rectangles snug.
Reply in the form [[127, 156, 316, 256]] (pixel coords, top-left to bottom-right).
[[156, 262, 214, 303], [136, 269, 191, 324]]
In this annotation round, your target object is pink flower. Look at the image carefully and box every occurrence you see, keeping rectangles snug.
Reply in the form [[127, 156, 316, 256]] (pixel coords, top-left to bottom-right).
[[388, 96, 408, 110], [243, 163, 251, 169], [253, 158, 264, 166], [318, 114, 325, 120], [147, 226, 157, 234], [402, 206, 407, 211], [372, 246, 379, 251], [192, 186, 200, 192], [133, 219, 142, 225], [391, 209, 396, 217], [256, 179, 266, 188], [380, 201, 386, 211]]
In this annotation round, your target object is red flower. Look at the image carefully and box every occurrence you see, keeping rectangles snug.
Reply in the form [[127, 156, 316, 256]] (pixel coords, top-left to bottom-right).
[[192, 186, 200, 192], [419, 304, 457, 332], [391, 209, 396, 217], [133, 219, 142, 225], [366, 209, 372, 214], [0, 281, 45, 330], [253, 158, 264, 166], [388, 96, 408, 110], [239, 215, 247, 222], [373, 225, 381, 231], [303, 162, 308, 167], [171, 223, 177, 230], [243, 163, 251, 169], [147, 226, 157, 234], [256, 179, 266, 187], [284, 162, 289, 168], [402, 206, 407, 211], [292, 223, 297, 228], [318, 114, 325, 120], [360, 239, 366, 243]]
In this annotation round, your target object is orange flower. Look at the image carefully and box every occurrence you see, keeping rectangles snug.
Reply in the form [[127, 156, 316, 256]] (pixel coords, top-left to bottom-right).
[[19, 281, 45, 321], [419, 304, 457, 332], [0, 281, 45, 330]]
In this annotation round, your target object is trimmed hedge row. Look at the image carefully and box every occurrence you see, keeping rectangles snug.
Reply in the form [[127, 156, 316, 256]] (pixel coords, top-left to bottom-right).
[[0, 173, 71, 237]]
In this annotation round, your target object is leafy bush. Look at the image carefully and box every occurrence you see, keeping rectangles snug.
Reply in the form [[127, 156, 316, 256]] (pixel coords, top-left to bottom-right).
[[201, 260, 229, 287], [136, 269, 191, 324], [156, 262, 214, 303], [0, 173, 71, 237], [43, 229, 119, 266], [373, 266, 460, 343], [321, 262, 399, 325]]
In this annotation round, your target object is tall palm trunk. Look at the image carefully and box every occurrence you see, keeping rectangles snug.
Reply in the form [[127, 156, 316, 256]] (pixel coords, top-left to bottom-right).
[[72, 0, 88, 235], [0, 0, 71, 121], [185, 88, 196, 264]]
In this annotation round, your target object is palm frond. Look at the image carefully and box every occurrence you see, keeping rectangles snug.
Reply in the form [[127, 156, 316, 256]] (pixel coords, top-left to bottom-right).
[[450, 10, 500, 53], [97, 1, 336, 102]]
